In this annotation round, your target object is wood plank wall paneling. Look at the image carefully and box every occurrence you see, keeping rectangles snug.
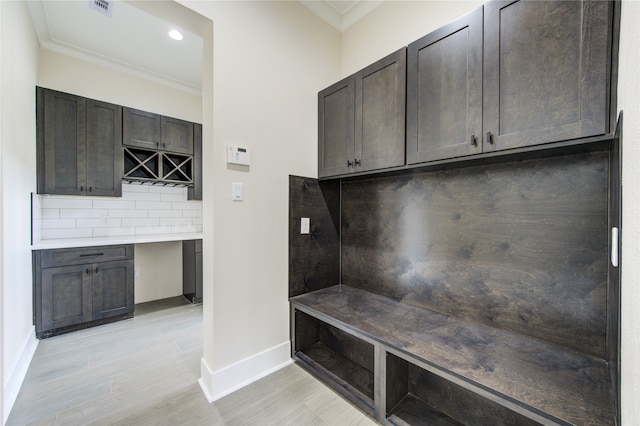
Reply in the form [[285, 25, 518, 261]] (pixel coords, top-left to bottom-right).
[[289, 176, 340, 297], [341, 152, 609, 357]]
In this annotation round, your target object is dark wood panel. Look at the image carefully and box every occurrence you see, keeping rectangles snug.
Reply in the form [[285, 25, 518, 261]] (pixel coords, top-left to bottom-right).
[[92, 259, 134, 320], [342, 152, 608, 357], [483, 0, 611, 151], [607, 113, 622, 423], [40, 245, 133, 268], [188, 123, 202, 200], [407, 6, 483, 164], [40, 264, 92, 331], [122, 107, 161, 151], [38, 88, 86, 195], [291, 285, 615, 426], [355, 47, 406, 172], [288, 176, 340, 297], [86, 99, 122, 197], [406, 361, 539, 426], [161, 116, 194, 155], [318, 76, 355, 178], [294, 310, 374, 400]]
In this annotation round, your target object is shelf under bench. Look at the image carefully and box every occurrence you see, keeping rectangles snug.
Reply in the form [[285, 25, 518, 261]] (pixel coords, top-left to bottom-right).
[[290, 284, 615, 426]]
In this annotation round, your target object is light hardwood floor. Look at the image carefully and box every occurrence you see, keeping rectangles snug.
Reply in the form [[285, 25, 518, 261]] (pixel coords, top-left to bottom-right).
[[7, 297, 376, 425]]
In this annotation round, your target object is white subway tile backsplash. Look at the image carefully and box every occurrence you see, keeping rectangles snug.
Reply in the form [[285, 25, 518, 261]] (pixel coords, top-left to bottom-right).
[[60, 209, 108, 219], [34, 184, 202, 242], [122, 217, 160, 227], [160, 217, 193, 227], [42, 228, 93, 240], [149, 210, 182, 218], [77, 218, 123, 228], [172, 224, 202, 234], [135, 226, 173, 235], [172, 201, 203, 210], [93, 199, 136, 210], [108, 209, 149, 218], [122, 183, 150, 193], [135, 201, 172, 210], [182, 209, 203, 218], [92, 227, 136, 238], [42, 209, 60, 219], [42, 198, 93, 209], [42, 219, 77, 229], [124, 192, 162, 202]]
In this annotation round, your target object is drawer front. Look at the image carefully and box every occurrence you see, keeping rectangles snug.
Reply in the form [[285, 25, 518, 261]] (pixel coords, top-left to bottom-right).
[[39, 244, 133, 268]]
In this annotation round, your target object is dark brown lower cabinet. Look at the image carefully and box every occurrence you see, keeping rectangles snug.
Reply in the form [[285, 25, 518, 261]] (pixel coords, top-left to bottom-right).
[[34, 245, 134, 338], [182, 239, 202, 304]]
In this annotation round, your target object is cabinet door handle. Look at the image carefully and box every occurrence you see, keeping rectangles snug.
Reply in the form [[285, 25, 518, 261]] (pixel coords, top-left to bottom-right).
[[85, 268, 90, 275], [94, 267, 99, 274], [88, 186, 93, 192], [486, 132, 494, 144], [80, 186, 84, 192], [470, 134, 477, 146], [354, 158, 361, 166], [347, 160, 353, 167], [80, 253, 104, 257]]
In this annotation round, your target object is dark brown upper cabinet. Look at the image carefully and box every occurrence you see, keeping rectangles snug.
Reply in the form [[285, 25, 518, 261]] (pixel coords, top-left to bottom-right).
[[406, 0, 613, 165], [37, 87, 123, 197], [318, 48, 406, 178], [123, 107, 194, 155], [482, 0, 612, 152], [407, 7, 483, 164]]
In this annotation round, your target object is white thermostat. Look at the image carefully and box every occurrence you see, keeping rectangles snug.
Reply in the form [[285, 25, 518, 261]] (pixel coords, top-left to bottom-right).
[[227, 144, 251, 166]]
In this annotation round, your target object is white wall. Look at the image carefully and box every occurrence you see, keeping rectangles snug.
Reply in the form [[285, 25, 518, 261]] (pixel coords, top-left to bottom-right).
[[181, 0, 340, 400], [618, 1, 640, 424], [134, 241, 183, 304], [37, 49, 201, 123], [341, 1, 483, 76], [1, 1, 40, 422]]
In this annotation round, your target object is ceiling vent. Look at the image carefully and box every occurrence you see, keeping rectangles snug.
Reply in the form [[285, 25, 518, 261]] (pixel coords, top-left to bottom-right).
[[89, 0, 113, 18]]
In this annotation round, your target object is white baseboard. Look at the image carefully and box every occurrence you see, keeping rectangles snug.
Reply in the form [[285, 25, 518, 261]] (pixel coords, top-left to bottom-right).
[[198, 340, 292, 403], [3, 328, 38, 424]]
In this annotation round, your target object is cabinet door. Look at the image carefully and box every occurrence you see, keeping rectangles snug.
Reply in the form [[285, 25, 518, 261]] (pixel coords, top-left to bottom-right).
[[40, 264, 93, 332], [188, 123, 202, 200], [86, 99, 123, 197], [318, 75, 356, 178], [92, 259, 134, 320], [161, 116, 194, 155], [407, 7, 483, 164], [483, 0, 612, 152], [122, 107, 161, 151], [355, 47, 406, 172], [37, 88, 87, 195]]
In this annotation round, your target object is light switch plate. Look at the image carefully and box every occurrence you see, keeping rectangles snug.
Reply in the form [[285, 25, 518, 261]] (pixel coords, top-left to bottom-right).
[[301, 217, 310, 234], [232, 182, 244, 201]]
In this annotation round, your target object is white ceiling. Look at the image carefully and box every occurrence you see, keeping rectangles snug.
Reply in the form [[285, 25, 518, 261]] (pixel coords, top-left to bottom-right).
[[27, 0, 381, 95]]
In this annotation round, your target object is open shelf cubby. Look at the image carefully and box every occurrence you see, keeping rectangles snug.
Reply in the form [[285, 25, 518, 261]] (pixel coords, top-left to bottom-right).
[[293, 309, 375, 413]]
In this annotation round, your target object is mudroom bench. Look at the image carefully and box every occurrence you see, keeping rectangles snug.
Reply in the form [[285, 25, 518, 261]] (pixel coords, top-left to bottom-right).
[[290, 284, 615, 426]]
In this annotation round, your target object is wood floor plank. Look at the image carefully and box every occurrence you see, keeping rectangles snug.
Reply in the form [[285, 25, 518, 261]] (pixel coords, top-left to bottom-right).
[[7, 299, 373, 426]]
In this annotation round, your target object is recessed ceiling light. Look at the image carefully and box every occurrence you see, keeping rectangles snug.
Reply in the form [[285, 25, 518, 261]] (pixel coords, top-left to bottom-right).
[[168, 29, 183, 41]]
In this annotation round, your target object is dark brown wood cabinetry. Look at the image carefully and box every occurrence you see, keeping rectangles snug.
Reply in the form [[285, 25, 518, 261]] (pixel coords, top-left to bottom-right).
[[408, 0, 613, 164], [182, 239, 202, 304], [300, 1, 620, 424], [482, 0, 612, 152], [123, 107, 194, 155], [407, 7, 483, 164], [122, 107, 200, 196], [318, 48, 406, 178], [34, 245, 134, 338], [36, 87, 123, 196]]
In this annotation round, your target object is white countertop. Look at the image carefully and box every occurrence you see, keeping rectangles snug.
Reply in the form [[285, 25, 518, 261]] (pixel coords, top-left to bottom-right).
[[31, 233, 203, 250]]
